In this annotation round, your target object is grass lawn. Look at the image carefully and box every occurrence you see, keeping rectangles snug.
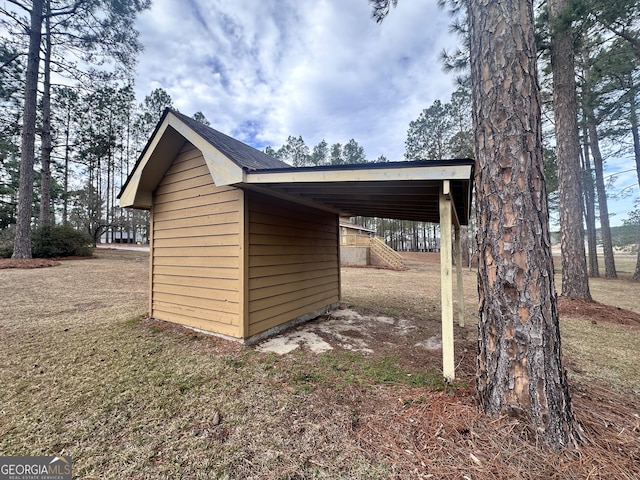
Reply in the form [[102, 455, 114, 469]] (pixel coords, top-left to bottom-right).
[[0, 249, 638, 479]]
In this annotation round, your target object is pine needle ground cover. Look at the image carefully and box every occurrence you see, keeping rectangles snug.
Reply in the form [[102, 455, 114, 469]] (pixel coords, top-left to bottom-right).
[[0, 249, 638, 479]]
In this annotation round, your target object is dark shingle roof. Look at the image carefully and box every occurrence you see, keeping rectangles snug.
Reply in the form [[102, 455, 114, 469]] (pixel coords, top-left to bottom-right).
[[169, 109, 289, 171]]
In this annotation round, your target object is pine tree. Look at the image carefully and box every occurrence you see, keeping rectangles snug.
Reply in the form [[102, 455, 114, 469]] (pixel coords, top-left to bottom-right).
[[549, 0, 593, 297], [192, 111, 210, 126], [468, 0, 582, 447], [329, 143, 344, 165], [405, 100, 452, 160], [277, 135, 310, 167], [372, 0, 583, 447], [310, 140, 329, 166], [343, 139, 367, 164], [12, 0, 43, 258]]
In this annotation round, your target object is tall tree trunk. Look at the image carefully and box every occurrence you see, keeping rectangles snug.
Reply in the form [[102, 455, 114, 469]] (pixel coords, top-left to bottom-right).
[[62, 103, 71, 225], [632, 91, 640, 186], [39, 1, 53, 226], [587, 118, 617, 278], [432, 224, 437, 251], [468, 0, 582, 448], [549, 0, 592, 300], [580, 37, 600, 279], [13, 0, 44, 259], [106, 117, 112, 243], [582, 125, 599, 277], [630, 90, 640, 281]]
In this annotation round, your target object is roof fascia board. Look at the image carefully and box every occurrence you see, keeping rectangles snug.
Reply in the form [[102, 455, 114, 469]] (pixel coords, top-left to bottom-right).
[[244, 164, 472, 184], [339, 222, 375, 232]]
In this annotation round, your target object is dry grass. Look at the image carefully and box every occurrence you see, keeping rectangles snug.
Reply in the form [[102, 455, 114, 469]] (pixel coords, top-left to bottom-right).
[[561, 317, 640, 392], [0, 249, 639, 479]]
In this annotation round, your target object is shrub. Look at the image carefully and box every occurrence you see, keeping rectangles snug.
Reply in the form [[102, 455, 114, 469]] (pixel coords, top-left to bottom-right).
[[32, 225, 93, 258], [0, 227, 14, 258]]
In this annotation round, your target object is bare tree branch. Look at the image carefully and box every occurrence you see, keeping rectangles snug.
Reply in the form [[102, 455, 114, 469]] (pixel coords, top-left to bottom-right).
[[3, 0, 30, 13]]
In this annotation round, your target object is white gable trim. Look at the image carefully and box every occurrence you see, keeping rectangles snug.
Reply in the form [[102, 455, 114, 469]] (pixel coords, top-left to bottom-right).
[[168, 115, 245, 186], [119, 112, 245, 209]]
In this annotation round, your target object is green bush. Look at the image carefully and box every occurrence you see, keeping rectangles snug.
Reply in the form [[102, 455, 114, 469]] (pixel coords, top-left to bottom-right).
[[0, 227, 14, 258], [32, 225, 93, 258], [0, 245, 11, 258]]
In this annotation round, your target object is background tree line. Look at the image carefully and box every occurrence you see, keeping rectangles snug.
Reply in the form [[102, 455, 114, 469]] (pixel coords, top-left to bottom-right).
[[0, 74, 210, 248], [0, 1, 220, 254], [1, 0, 638, 281]]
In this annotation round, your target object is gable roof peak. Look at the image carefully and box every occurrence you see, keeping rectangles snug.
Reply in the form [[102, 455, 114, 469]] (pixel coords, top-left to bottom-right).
[[167, 108, 289, 171]]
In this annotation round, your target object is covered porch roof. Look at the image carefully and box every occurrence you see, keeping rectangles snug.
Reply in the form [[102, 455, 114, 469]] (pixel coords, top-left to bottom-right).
[[242, 160, 473, 226]]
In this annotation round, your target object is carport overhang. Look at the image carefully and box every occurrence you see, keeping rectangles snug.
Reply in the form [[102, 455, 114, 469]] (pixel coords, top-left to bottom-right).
[[242, 160, 473, 226], [240, 159, 474, 381]]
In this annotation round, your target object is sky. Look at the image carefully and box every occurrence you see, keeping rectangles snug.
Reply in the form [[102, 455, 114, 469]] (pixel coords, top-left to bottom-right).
[[132, 0, 460, 161], [131, 0, 638, 225]]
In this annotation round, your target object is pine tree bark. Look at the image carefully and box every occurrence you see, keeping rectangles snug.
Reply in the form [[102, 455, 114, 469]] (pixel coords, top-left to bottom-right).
[[468, 0, 582, 448], [13, 0, 44, 258], [62, 105, 71, 225], [39, 1, 53, 226], [549, 0, 592, 299]]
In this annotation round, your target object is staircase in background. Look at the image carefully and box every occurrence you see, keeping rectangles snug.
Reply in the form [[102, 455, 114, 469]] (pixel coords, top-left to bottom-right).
[[369, 237, 406, 270]]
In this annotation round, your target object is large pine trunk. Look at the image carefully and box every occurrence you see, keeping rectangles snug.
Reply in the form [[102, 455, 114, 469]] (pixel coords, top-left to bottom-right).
[[13, 0, 44, 258], [468, 0, 582, 448], [39, 2, 53, 227], [549, 0, 592, 300]]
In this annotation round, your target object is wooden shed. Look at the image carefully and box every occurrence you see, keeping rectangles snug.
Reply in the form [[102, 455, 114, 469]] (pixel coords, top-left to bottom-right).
[[119, 108, 474, 379]]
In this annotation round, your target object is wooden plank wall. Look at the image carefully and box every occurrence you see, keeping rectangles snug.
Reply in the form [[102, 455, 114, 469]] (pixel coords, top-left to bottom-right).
[[247, 191, 340, 337], [151, 143, 243, 337]]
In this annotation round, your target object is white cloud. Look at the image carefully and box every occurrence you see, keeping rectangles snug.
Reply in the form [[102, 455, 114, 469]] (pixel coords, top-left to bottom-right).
[[133, 0, 462, 160]]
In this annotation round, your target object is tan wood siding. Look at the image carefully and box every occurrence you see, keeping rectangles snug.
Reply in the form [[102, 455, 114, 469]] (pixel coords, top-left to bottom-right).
[[151, 144, 243, 337], [247, 192, 339, 336]]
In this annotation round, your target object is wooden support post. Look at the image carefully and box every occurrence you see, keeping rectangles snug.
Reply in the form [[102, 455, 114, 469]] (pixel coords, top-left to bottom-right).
[[440, 183, 455, 381], [455, 226, 465, 327]]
